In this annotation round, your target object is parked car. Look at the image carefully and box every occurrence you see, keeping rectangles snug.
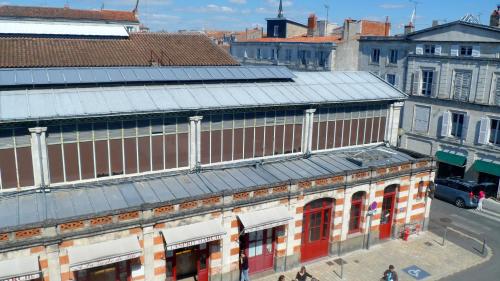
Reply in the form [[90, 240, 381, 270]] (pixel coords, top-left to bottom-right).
[[434, 178, 478, 208], [474, 182, 498, 198]]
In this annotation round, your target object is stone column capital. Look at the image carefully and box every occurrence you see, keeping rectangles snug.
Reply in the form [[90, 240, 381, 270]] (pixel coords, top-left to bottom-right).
[[28, 127, 47, 134], [189, 116, 204, 122]]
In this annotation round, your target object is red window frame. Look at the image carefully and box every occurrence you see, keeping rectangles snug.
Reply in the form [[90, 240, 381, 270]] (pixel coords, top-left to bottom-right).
[[348, 193, 365, 234]]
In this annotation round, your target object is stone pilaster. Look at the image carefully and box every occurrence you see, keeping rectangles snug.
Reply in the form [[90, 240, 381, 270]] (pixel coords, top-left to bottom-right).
[[189, 116, 203, 169], [29, 127, 49, 187]]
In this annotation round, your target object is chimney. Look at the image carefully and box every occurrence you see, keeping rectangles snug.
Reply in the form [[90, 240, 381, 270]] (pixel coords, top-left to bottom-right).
[[384, 16, 391, 36], [432, 20, 439, 27], [404, 22, 414, 35], [490, 5, 500, 27], [307, 14, 318, 36]]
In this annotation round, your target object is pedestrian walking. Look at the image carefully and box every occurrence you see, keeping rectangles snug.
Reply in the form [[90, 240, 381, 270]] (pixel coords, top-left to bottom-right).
[[382, 265, 398, 281], [295, 266, 314, 281], [240, 250, 250, 281], [476, 189, 486, 211]]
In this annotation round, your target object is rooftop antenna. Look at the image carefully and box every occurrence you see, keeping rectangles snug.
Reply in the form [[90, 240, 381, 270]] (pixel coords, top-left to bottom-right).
[[133, 0, 140, 14], [409, 0, 420, 26], [324, 3, 330, 24], [477, 12, 482, 23], [101, 2, 104, 10], [277, 0, 284, 18]]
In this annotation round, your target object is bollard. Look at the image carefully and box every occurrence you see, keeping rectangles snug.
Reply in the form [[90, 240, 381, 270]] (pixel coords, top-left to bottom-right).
[[340, 259, 344, 280], [442, 226, 448, 246], [482, 238, 486, 255]]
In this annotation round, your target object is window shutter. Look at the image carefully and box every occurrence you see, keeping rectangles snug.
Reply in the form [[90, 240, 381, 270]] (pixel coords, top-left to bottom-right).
[[435, 45, 442, 55], [412, 71, 420, 95], [431, 71, 438, 97], [478, 117, 491, 144], [414, 106, 430, 133], [450, 45, 459, 56], [440, 111, 451, 137], [416, 44, 424, 55], [461, 114, 470, 141], [495, 77, 500, 106], [472, 46, 480, 57]]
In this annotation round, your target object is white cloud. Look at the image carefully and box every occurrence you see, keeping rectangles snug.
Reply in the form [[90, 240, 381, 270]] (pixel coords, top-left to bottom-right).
[[175, 4, 236, 14], [229, 0, 247, 4], [379, 3, 406, 9]]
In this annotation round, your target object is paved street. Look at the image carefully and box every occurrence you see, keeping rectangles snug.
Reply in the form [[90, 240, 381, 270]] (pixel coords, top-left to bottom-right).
[[428, 198, 500, 281], [254, 200, 492, 281]]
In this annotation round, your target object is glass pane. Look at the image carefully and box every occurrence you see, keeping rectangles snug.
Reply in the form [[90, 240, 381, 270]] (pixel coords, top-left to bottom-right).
[[255, 240, 263, 256], [266, 238, 272, 253]]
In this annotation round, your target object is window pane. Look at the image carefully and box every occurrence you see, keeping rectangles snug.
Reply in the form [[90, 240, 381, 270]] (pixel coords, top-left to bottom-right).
[[95, 140, 109, 177], [274, 125, 284, 155], [165, 135, 177, 169], [0, 148, 17, 188], [110, 139, 124, 175], [152, 135, 164, 170], [178, 133, 189, 167], [372, 117, 380, 143], [211, 130, 222, 163], [284, 124, 294, 154], [254, 127, 264, 157], [124, 138, 137, 174], [222, 129, 233, 161], [318, 121, 327, 150], [16, 147, 33, 187], [48, 144, 64, 183], [234, 128, 244, 160], [378, 117, 386, 142], [311, 122, 319, 151], [264, 126, 274, 156], [244, 127, 254, 159], [138, 136, 151, 172], [342, 120, 351, 147], [293, 124, 302, 153], [79, 141, 94, 179], [63, 143, 79, 181], [364, 118, 373, 144], [200, 131, 210, 164]]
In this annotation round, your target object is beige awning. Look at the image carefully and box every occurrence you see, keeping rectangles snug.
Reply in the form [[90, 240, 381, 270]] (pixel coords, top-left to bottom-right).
[[238, 206, 292, 233], [0, 255, 41, 281], [68, 236, 142, 271], [162, 219, 226, 250]]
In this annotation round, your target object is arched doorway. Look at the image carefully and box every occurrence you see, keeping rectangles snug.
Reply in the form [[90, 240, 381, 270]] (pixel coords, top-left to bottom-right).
[[300, 198, 334, 262], [379, 185, 398, 240]]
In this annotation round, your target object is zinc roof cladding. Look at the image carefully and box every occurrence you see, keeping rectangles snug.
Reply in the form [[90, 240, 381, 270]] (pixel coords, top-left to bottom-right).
[[0, 66, 295, 87], [0, 145, 415, 231], [0, 33, 239, 68], [0, 5, 139, 23], [0, 71, 406, 123]]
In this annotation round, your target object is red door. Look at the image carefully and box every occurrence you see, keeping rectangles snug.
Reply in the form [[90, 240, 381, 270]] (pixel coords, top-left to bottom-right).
[[197, 244, 209, 281], [301, 199, 333, 262], [245, 229, 274, 274], [379, 191, 396, 240]]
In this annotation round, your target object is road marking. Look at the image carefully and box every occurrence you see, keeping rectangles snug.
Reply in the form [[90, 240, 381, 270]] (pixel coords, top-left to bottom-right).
[[466, 209, 500, 223], [449, 214, 491, 233]]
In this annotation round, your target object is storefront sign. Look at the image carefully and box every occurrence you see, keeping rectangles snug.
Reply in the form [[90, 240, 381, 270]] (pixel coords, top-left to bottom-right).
[[70, 252, 142, 271], [2, 273, 41, 281], [166, 235, 222, 250]]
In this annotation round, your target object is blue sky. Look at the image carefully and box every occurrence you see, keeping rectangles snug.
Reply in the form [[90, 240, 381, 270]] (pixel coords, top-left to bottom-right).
[[3, 0, 498, 33]]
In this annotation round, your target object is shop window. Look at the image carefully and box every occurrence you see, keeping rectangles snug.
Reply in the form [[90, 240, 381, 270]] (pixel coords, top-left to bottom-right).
[[349, 192, 365, 234]]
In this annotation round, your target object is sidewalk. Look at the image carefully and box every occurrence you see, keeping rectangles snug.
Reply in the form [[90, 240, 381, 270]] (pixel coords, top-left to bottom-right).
[[255, 231, 491, 281]]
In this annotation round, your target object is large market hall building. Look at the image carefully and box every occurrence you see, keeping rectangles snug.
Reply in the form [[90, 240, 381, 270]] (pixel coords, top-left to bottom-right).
[[0, 32, 435, 281]]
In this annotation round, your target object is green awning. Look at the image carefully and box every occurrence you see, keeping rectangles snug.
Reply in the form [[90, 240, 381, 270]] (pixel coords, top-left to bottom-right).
[[473, 160, 500, 177], [435, 151, 466, 167]]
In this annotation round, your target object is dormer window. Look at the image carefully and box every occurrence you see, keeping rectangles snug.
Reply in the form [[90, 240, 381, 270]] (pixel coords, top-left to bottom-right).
[[460, 46, 473, 56], [424, 45, 435, 54]]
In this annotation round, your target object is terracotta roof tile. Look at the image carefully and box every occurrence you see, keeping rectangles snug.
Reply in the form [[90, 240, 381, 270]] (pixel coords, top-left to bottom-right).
[[0, 33, 239, 68], [0, 5, 139, 23]]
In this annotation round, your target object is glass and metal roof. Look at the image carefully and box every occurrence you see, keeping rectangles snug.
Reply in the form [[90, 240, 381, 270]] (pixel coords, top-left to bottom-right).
[[0, 66, 295, 87], [0, 145, 415, 231], [0, 70, 405, 122]]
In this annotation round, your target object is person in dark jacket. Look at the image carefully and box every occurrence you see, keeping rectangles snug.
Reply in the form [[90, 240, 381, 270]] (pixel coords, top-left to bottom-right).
[[240, 250, 250, 281], [383, 265, 398, 281], [278, 275, 285, 281], [295, 266, 313, 281]]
